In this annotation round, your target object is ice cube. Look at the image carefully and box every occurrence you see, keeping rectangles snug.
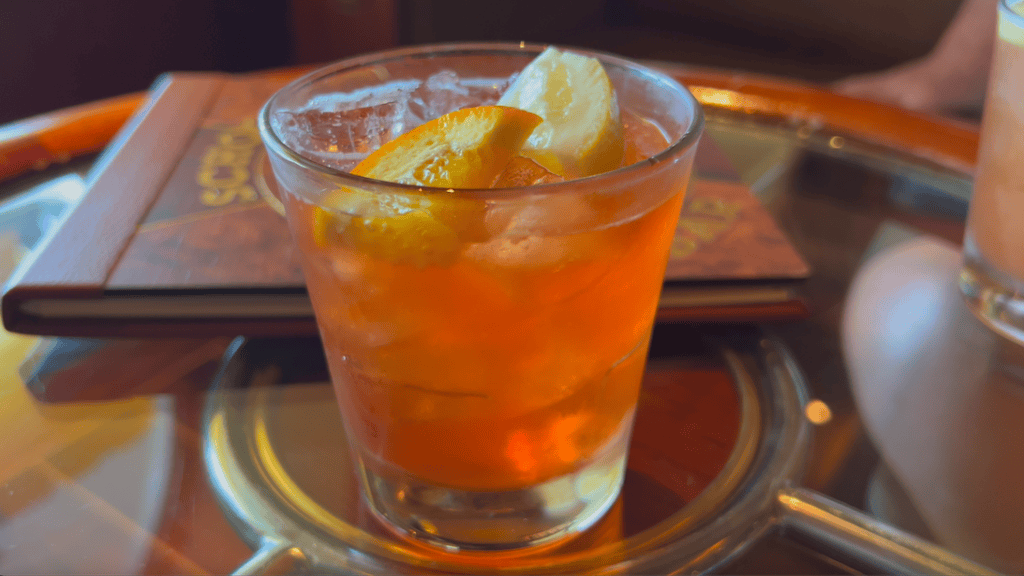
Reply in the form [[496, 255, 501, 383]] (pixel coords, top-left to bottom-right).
[[503, 194, 599, 237], [271, 74, 515, 171], [466, 235, 568, 269], [483, 202, 520, 236], [328, 248, 367, 284], [407, 70, 474, 123], [471, 194, 607, 269], [406, 71, 513, 122], [271, 82, 425, 171]]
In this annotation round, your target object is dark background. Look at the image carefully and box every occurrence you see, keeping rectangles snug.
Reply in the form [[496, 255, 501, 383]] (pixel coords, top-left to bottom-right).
[[0, 0, 962, 125]]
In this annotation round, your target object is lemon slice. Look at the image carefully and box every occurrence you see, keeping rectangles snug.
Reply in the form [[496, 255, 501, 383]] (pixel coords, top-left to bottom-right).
[[498, 46, 624, 178], [314, 105, 541, 266]]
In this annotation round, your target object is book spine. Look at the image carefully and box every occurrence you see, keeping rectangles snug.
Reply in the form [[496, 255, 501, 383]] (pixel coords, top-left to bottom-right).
[[3, 74, 227, 333]]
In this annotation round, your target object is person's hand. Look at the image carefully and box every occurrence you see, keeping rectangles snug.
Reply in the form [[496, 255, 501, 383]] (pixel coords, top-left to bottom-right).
[[834, 56, 987, 115], [834, 0, 995, 116]]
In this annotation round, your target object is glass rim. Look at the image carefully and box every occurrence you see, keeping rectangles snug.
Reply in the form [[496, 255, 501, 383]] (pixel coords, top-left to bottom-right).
[[257, 41, 704, 198]]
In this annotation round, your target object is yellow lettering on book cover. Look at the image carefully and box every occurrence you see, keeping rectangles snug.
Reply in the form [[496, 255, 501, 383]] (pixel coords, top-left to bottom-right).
[[671, 237, 699, 259], [677, 218, 729, 242], [668, 196, 742, 259], [197, 119, 261, 207], [688, 197, 740, 220]]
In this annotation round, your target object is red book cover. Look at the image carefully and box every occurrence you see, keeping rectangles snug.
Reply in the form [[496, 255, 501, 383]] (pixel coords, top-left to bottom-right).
[[2, 70, 809, 338]]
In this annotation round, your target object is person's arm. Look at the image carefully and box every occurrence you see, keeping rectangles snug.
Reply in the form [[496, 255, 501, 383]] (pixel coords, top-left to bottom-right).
[[834, 0, 996, 114]]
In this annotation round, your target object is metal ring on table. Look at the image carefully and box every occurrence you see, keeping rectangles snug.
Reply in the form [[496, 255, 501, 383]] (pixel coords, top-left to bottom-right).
[[201, 330, 998, 575], [201, 333, 766, 575]]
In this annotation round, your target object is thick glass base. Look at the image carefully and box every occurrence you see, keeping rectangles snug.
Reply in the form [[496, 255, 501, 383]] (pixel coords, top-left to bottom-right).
[[358, 415, 632, 552], [959, 240, 1024, 345]]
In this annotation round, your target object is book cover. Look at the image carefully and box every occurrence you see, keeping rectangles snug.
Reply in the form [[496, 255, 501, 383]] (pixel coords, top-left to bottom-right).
[[2, 70, 809, 338]]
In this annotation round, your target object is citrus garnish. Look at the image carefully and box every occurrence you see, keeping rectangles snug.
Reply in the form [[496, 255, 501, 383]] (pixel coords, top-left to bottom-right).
[[491, 156, 564, 188], [352, 105, 543, 187], [497, 46, 624, 178], [313, 105, 542, 266]]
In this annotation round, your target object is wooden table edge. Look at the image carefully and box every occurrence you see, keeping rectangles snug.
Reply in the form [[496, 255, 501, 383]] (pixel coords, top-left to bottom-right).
[[0, 65, 980, 185]]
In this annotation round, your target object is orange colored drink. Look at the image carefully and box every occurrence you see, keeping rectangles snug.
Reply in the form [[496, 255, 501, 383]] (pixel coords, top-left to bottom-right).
[[287, 114, 683, 491], [260, 44, 703, 550]]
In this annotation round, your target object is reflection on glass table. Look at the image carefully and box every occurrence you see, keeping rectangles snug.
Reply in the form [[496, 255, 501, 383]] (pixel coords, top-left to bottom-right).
[[709, 96, 1021, 573], [0, 67, 1018, 574]]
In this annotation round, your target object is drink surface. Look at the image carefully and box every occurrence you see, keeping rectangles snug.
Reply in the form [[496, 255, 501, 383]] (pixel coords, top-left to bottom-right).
[[966, 2, 1024, 280]]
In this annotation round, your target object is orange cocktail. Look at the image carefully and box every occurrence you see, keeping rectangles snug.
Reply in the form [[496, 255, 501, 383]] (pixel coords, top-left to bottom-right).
[[260, 43, 703, 551]]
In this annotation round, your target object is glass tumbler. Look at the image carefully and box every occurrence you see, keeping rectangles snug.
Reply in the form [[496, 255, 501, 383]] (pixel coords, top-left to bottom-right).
[[258, 42, 703, 551], [960, 0, 1024, 343]]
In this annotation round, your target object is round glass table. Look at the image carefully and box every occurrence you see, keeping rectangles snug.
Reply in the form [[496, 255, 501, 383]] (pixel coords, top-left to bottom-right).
[[0, 63, 1016, 575]]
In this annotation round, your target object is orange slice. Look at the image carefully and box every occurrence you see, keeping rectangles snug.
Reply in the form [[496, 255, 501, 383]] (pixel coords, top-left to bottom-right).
[[491, 156, 565, 188], [314, 105, 542, 266], [352, 105, 542, 187]]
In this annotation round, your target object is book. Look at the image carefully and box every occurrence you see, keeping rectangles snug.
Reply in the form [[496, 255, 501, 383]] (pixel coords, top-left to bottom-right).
[[2, 70, 809, 338]]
